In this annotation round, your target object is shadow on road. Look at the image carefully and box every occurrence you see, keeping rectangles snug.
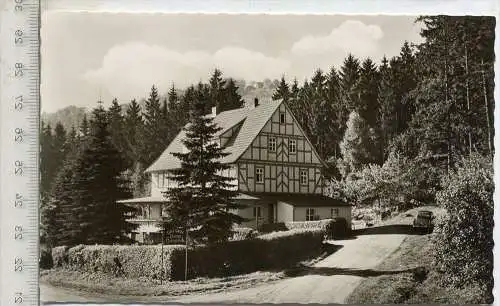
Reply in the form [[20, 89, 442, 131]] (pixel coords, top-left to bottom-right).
[[353, 224, 423, 236], [285, 265, 426, 278]]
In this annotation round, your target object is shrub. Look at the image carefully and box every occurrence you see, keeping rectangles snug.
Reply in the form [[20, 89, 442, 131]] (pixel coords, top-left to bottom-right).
[[432, 154, 493, 303], [54, 244, 185, 280], [230, 227, 257, 241], [284, 219, 336, 239], [40, 245, 53, 269], [51, 228, 324, 281], [332, 217, 350, 239], [259, 222, 287, 233], [182, 228, 324, 279], [52, 246, 69, 267]]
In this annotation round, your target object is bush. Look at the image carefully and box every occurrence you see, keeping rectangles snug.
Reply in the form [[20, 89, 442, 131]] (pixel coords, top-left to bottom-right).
[[230, 227, 257, 241], [182, 228, 324, 279], [53, 244, 185, 280], [284, 219, 336, 239], [331, 217, 350, 239], [259, 222, 287, 233], [52, 246, 69, 267], [51, 229, 324, 281], [40, 245, 53, 269], [432, 154, 493, 303]]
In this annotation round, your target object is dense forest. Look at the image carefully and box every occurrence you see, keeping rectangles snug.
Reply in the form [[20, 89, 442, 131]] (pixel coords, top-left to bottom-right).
[[40, 16, 494, 300]]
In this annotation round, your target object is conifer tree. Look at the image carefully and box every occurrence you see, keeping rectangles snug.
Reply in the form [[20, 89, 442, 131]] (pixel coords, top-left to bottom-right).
[[141, 85, 164, 165], [80, 113, 90, 137], [124, 98, 143, 162], [108, 98, 127, 162], [209, 68, 226, 113], [339, 54, 361, 112], [222, 78, 244, 112], [272, 76, 291, 102], [45, 103, 135, 246], [165, 88, 245, 246]]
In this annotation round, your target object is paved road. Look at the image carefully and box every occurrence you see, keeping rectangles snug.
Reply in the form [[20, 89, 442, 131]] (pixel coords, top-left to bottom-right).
[[41, 225, 411, 304]]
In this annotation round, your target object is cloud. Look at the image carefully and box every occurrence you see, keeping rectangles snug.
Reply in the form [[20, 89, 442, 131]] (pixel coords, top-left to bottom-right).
[[83, 42, 289, 99], [291, 20, 384, 59]]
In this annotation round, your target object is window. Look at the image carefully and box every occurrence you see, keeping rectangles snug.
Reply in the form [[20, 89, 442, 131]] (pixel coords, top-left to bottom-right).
[[159, 173, 165, 187], [289, 139, 297, 153], [256, 167, 264, 183], [268, 137, 276, 152], [300, 169, 308, 185], [280, 112, 286, 124], [306, 208, 315, 221], [253, 206, 262, 218], [331, 208, 339, 218]]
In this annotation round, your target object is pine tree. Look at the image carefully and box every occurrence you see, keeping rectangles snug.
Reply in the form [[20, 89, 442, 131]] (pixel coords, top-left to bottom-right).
[[40, 122, 55, 199], [45, 103, 136, 246], [272, 76, 291, 102], [124, 98, 143, 163], [80, 113, 90, 137], [165, 88, 245, 246], [339, 54, 361, 112], [108, 98, 128, 165], [141, 85, 164, 165], [209, 68, 226, 113], [222, 78, 244, 112]]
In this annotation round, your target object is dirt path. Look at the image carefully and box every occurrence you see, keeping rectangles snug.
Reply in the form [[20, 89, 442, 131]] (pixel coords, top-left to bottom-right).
[[41, 220, 420, 304], [171, 232, 408, 304], [41, 232, 410, 304]]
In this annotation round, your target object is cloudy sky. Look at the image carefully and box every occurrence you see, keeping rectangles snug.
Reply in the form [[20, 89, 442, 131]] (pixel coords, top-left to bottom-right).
[[41, 12, 424, 113]]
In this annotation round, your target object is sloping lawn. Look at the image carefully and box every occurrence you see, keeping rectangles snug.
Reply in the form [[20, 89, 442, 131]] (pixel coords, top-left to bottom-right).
[[347, 209, 488, 305], [41, 268, 285, 297]]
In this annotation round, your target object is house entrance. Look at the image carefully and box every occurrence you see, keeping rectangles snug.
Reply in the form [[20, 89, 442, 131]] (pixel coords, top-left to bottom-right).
[[268, 203, 274, 223]]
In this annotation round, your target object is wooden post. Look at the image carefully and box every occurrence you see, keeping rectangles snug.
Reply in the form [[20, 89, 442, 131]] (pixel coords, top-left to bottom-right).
[[184, 227, 188, 281], [481, 58, 493, 158]]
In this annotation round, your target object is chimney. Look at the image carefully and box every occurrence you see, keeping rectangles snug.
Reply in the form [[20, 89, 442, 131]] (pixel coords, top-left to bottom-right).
[[254, 97, 259, 107], [211, 106, 217, 117]]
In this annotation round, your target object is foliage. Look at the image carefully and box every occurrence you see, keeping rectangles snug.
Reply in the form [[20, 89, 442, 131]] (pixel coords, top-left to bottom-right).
[[44, 103, 136, 247], [338, 111, 379, 177], [165, 89, 245, 246], [51, 229, 322, 281], [432, 154, 493, 302], [231, 227, 258, 241], [52, 244, 185, 280]]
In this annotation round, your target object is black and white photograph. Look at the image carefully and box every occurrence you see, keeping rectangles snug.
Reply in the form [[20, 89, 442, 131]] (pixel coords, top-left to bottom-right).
[[37, 4, 495, 305]]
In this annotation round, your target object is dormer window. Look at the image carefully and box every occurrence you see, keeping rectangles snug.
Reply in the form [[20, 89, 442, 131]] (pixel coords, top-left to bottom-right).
[[268, 137, 276, 152], [279, 112, 286, 124]]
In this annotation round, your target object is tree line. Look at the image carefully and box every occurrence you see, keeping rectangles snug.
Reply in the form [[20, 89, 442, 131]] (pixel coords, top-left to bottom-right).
[[41, 16, 494, 264]]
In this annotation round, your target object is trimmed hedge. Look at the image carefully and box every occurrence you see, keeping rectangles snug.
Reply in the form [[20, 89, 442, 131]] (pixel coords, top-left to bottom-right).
[[53, 244, 185, 280], [230, 227, 257, 241], [285, 219, 336, 239], [52, 228, 324, 281]]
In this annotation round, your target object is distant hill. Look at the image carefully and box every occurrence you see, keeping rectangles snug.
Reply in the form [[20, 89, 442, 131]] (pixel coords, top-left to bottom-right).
[[41, 79, 279, 132], [42, 106, 88, 132]]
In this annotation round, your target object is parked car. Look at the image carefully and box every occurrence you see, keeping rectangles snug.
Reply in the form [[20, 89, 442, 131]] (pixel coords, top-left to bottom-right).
[[412, 210, 434, 233]]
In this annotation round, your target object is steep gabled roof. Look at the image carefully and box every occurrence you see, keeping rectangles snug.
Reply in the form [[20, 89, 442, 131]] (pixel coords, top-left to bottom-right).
[[145, 98, 281, 172]]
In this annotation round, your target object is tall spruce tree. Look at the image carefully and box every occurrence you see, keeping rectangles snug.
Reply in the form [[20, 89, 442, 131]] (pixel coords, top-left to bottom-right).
[[272, 76, 291, 102], [222, 78, 244, 112], [165, 88, 245, 246], [45, 103, 135, 246], [209, 68, 226, 113], [124, 98, 143, 164], [141, 85, 164, 165], [339, 54, 361, 112]]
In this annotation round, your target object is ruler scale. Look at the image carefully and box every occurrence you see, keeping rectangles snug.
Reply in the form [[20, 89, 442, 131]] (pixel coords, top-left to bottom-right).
[[1, 0, 40, 305]]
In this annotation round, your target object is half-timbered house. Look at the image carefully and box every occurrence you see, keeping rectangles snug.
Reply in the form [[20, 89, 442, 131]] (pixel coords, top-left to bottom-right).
[[118, 98, 351, 243]]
